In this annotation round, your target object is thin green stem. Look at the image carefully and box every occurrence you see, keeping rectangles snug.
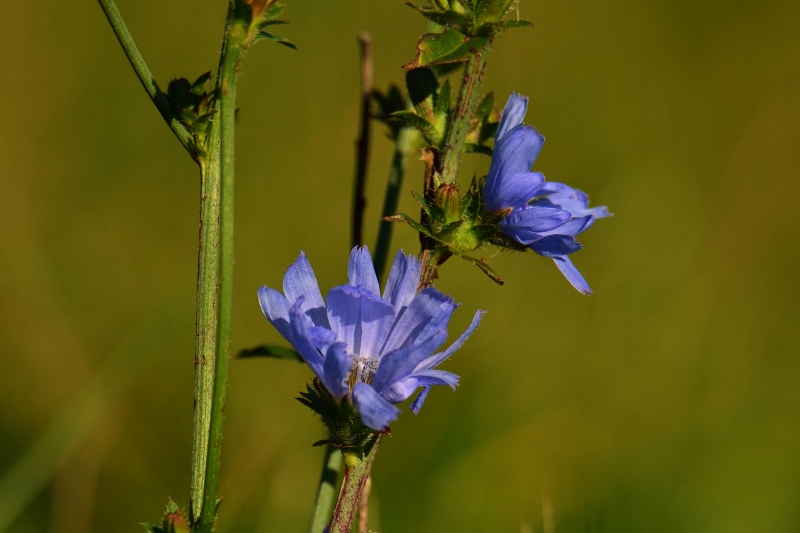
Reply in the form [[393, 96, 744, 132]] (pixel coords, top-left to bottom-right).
[[308, 444, 345, 533], [197, 7, 248, 530], [97, 0, 194, 157], [439, 47, 491, 185], [373, 126, 414, 281], [328, 438, 382, 533]]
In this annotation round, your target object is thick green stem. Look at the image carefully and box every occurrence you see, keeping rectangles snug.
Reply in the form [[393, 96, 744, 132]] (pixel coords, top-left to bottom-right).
[[196, 6, 247, 530], [373, 126, 414, 280], [328, 438, 382, 533], [97, 0, 194, 156], [189, 134, 222, 521], [308, 444, 345, 533], [439, 47, 491, 185]]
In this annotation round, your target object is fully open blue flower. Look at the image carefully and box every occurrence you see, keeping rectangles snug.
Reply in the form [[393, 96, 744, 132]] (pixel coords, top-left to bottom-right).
[[484, 92, 611, 295], [258, 246, 483, 430]]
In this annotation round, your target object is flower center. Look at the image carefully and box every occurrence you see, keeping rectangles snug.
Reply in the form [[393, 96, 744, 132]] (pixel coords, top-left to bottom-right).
[[347, 355, 378, 389]]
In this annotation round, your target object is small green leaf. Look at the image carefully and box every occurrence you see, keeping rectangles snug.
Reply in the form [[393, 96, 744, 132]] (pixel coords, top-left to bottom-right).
[[476, 0, 515, 23], [403, 28, 489, 69], [390, 111, 434, 134], [411, 191, 433, 218], [190, 72, 213, 96], [405, 2, 474, 31], [499, 19, 534, 29], [254, 31, 297, 49], [406, 68, 438, 121], [383, 213, 439, 241], [238, 344, 303, 361], [450, 249, 505, 285], [141, 524, 163, 533]]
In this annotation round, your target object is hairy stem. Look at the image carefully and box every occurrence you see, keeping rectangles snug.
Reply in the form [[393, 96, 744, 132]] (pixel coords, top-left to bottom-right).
[[97, 0, 195, 157], [373, 125, 414, 281], [308, 444, 345, 533], [351, 32, 374, 248], [328, 438, 382, 533], [196, 6, 247, 530], [189, 131, 222, 521], [439, 47, 491, 185]]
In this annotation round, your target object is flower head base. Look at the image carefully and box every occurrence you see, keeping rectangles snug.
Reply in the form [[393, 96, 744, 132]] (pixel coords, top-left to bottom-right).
[[484, 92, 611, 294], [258, 246, 483, 438]]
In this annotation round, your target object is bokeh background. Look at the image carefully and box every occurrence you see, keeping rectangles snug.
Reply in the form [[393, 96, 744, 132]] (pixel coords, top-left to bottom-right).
[[2, 0, 799, 531]]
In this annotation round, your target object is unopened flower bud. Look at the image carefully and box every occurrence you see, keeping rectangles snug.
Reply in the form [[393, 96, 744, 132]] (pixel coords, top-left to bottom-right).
[[162, 509, 189, 533], [435, 184, 461, 223]]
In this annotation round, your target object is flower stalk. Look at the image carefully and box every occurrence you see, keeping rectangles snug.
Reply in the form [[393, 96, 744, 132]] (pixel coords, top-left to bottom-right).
[[328, 437, 382, 533], [307, 444, 345, 533]]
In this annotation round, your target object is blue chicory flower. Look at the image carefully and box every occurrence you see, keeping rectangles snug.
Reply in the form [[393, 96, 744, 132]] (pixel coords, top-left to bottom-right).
[[258, 246, 484, 430], [484, 92, 611, 295]]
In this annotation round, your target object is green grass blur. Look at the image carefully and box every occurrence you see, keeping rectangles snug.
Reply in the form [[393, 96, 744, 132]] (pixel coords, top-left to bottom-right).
[[1, 0, 799, 531]]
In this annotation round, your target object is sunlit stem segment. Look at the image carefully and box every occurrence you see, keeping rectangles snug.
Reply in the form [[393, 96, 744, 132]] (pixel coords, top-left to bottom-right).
[[196, 5, 248, 530], [189, 122, 222, 521], [328, 438, 382, 533], [439, 47, 492, 185], [373, 125, 414, 280], [97, 0, 195, 157], [308, 444, 345, 533]]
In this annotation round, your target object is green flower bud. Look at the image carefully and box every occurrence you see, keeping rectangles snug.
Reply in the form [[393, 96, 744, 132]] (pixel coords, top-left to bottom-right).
[[434, 184, 461, 224]]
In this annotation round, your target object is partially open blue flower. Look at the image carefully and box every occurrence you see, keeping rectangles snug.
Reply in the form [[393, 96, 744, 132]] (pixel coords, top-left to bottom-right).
[[484, 92, 611, 295], [258, 246, 483, 430]]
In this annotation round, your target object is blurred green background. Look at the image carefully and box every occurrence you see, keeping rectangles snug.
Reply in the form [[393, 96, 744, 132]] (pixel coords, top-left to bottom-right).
[[2, 0, 799, 531]]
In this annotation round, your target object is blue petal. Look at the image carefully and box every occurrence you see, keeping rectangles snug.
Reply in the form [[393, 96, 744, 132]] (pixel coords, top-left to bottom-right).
[[410, 386, 430, 414], [529, 235, 583, 257], [348, 246, 380, 296], [416, 309, 484, 371], [380, 287, 454, 355], [545, 190, 611, 219], [537, 181, 579, 200], [288, 297, 325, 377], [538, 215, 595, 237], [357, 291, 396, 360], [380, 369, 460, 403], [499, 206, 571, 244], [372, 326, 448, 393], [485, 172, 544, 212], [283, 252, 329, 328], [308, 326, 337, 353], [352, 382, 401, 430], [496, 92, 529, 142], [321, 342, 353, 399], [326, 285, 362, 354], [382, 250, 421, 312], [552, 256, 592, 295], [257, 286, 293, 342], [485, 126, 544, 208]]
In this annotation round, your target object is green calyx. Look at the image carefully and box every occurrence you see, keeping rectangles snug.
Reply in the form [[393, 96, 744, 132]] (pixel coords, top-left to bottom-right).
[[386, 175, 519, 285], [298, 379, 381, 456]]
